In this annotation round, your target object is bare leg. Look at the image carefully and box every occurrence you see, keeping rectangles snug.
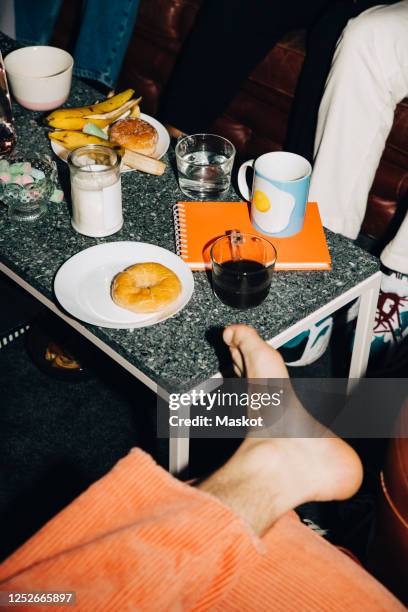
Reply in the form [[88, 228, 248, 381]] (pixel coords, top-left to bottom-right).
[[199, 325, 363, 536]]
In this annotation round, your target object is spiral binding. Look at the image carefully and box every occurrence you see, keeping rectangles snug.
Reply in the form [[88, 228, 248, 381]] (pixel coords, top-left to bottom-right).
[[172, 202, 189, 259]]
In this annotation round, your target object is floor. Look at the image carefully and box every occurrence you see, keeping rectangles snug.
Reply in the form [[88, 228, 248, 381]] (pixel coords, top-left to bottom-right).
[[0, 271, 394, 563], [0, 274, 162, 560]]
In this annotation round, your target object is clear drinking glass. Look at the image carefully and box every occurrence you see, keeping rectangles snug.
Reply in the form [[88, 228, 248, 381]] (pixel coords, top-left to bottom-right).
[[0, 51, 16, 155], [175, 133, 235, 199], [210, 233, 277, 309]]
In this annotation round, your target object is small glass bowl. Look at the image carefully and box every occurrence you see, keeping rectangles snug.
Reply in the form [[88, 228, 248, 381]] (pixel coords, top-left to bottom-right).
[[0, 153, 58, 222]]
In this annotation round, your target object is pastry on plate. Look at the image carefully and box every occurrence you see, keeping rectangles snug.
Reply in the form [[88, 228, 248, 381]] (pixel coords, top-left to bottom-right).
[[110, 118, 158, 156], [112, 262, 181, 313]]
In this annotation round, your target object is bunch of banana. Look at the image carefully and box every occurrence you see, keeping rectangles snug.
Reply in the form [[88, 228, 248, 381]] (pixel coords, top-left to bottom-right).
[[47, 89, 142, 151]]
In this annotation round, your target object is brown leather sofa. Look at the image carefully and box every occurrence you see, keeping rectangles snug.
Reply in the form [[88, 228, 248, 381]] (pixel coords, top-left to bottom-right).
[[53, 0, 408, 242]]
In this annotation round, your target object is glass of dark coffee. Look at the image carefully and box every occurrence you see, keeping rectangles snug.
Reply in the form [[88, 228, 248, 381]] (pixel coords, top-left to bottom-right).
[[210, 233, 277, 309]]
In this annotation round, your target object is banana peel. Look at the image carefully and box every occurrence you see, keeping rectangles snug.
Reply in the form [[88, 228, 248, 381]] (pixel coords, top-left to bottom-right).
[[45, 88, 135, 124], [130, 104, 141, 118], [48, 130, 121, 152], [83, 97, 141, 121]]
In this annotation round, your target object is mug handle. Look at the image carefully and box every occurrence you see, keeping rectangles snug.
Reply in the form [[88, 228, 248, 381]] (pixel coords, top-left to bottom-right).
[[237, 159, 255, 201]]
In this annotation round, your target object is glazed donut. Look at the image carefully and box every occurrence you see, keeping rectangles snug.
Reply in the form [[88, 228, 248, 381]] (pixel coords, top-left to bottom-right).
[[112, 262, 182, 314]]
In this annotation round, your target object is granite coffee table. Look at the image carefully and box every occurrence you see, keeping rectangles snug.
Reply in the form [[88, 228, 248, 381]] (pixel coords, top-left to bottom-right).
[[0, 35, 381, 472]]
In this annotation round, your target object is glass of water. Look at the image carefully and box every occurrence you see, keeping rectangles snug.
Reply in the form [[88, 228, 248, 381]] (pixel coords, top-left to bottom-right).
[[175, 133, 236, 199]]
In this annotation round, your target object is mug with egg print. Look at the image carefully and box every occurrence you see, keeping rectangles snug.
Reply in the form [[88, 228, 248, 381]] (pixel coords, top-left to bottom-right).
[[237, 151, 312, 237]]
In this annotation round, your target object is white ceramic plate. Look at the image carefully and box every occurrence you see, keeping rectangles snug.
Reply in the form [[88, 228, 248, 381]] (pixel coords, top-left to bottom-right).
[[54, 242, 194, 328], [50, 113, 170, 171]]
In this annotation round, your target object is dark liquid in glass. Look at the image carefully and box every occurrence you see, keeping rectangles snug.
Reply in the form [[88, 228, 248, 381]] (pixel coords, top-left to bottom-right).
[[212, 259, 272, 309]]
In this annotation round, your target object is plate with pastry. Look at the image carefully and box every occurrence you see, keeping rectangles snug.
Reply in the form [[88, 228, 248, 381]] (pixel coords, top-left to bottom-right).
[[54, 242, 194, 328], [50, 113, 170, 170]]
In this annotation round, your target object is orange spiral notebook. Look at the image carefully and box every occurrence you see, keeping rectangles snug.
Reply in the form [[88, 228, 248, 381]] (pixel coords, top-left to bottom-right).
[[173, 201, 331, 271]]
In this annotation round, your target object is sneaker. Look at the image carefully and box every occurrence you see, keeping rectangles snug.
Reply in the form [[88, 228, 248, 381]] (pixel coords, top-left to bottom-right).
[[0, 274, 41, 348], [346, 297, 360, 323], [281, 316, 333, 367], [371, 269, 408, 358], [0, 323, 30, 349]]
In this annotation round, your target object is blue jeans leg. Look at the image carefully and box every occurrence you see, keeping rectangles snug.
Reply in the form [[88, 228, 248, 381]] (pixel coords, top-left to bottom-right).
[[73, 0, 141, 88], [15, 0, 63, 45], [14, 0, 141, 88]]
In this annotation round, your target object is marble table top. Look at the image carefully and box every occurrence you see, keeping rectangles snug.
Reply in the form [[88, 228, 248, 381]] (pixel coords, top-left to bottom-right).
[[0, 34, 380, 393]]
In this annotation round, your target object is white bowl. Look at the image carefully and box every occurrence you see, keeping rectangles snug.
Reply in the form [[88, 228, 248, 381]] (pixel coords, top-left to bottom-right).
[[4, 46, 73, 111]]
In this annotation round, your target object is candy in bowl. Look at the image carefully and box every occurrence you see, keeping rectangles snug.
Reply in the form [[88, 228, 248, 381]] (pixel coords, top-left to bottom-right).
[[0, 153, 61, 221]]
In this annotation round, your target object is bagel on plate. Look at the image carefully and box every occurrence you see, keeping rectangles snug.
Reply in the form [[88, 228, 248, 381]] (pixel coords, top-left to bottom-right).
[[112, 262, 181, 314]]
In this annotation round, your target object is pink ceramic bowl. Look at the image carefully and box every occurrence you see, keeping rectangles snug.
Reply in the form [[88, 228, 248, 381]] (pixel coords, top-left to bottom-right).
[[4, 46, 73, 111]]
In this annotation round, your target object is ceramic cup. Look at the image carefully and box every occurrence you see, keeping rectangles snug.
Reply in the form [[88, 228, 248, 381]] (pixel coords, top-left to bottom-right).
[[238, 151, 312, 237], [4, 46, 73, 111]]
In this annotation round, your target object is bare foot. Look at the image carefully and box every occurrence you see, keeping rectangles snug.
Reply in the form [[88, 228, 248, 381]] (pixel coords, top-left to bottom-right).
[[223, 324, 288, 378], [199, 325, 363, 536]]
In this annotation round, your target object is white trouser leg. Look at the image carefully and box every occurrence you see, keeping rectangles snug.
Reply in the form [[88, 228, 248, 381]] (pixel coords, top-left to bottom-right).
[[381, 212, 408, 274], [309, 2, 408, 257]]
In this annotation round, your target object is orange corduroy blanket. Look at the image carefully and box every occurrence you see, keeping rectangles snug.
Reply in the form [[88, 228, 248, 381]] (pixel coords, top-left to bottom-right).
[[0, 449, 403, 611]]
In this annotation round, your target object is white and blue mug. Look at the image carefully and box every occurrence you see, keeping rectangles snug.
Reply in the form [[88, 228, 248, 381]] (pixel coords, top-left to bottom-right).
[[238, 151, 312, 237]]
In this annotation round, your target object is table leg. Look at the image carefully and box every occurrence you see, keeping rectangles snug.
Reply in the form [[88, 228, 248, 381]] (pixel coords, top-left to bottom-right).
[[169, 401, 190, 475], [169, 437, 190, 475], [168, 377, 223, 474], [348, 273, 381, 390]]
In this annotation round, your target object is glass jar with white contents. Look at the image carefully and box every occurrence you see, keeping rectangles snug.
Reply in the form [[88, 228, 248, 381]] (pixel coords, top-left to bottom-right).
[[68, 145, 122, 237]]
